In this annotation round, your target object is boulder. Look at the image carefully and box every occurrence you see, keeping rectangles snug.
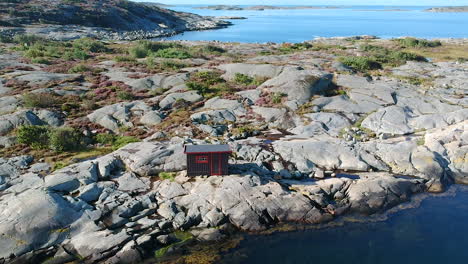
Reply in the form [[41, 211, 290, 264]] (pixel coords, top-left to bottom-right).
[[217, 63, 284, 80], [0, 189, 82, 259], [159, 91, 203, 110], [361, 106, 414, 135], [0, 110, 44, 136], [259, 67, 333, 104]]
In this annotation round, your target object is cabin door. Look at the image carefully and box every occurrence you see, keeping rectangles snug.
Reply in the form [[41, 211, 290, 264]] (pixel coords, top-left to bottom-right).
[[210, 153, 222, 176]]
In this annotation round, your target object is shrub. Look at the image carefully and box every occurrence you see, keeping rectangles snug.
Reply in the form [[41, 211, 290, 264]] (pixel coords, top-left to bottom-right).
[[271, 92, 286, 104], [234, 73, 254, 85], [186, 81, 210, 96], [358, 44, 427, 67], [153, 48, 192, 59], [68, 64, 91, 73], [13, 34, 44, 46], [160, 60, 188, 70], [339, 56, 382, 72], [394, 38, 442, 48], [73, 38, 108, 53], [114, 56, 137, 62], [49, 127, 83, 152], [16, 125, 50, 149], [129, 41, 179, 58], [117, 91, 134, 100], [95, 133, 116, 145], [31, 57, 50, 64], [22, 93, 62, 108]]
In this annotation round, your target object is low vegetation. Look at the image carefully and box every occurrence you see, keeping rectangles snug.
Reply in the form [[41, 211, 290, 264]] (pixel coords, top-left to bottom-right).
[[22, 93, 63, 108], [95, 133, 140, 150], [394, 37, 442, 48], [17, 125, 83, 152]]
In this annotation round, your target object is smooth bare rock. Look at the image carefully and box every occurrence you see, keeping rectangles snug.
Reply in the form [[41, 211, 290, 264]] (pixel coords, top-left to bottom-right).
[[87, 101, 161, 131], [139, 111, 163, 126], [203, 97, 246, 116], [0, 189, 82, 259], [0, 110, 44, 136], [312, 95, 380, 114], [251, 106, 295, 129], [361, 106, 414, 135], [274, 138, 369, 172], [347, 173, 425, 214], [425, 121, 468, 183], [9, 71, 81, 85], [0, 96, 20, 115], [68, 228, 131, 260], [33, 109, 64, 127], [106, 71, 189, 92], [191, 109, 237, 124], [159, 91, 203, 110], [115, 142, 185, 176], [409, 109, 468, 130], [113, 172, 150, 193], [335, 75, 395, 105], [218, 63, 284, 79], [236, 89, 262, 103], [259, 67, 333, 104]]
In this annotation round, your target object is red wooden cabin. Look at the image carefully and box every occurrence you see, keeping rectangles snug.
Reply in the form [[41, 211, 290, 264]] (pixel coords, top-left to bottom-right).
[[184, 144, 231, 176]]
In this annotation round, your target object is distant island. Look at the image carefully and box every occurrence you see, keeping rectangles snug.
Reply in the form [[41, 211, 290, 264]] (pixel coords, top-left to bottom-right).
[[197, 5, 342, 11], [424, 6, 468, 12], [0, 0, 230, 40]]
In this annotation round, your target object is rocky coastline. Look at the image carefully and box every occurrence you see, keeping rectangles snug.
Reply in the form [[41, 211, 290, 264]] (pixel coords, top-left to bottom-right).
[[424, 6, 468, 12], [0, 0, 230, 41], [0, 35, 467, 263]]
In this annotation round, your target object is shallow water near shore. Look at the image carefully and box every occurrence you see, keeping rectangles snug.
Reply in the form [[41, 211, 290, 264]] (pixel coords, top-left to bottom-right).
[[160, 5, 468, 43], [219, 185, 468, 264]]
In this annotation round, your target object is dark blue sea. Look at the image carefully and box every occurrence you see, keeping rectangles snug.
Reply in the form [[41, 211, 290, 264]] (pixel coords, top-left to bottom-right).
[[220, 185, 468, 264], [162, 5, 468, 43]]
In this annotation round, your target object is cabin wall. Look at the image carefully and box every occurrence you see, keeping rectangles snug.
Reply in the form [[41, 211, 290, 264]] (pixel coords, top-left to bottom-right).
[[186, 153, 230, 176]]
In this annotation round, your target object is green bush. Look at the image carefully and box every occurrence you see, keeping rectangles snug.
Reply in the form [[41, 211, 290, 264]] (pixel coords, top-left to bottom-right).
[[160, 60, 188, 70], [22, 93, 62, 108], [49, 127, 83, 152], [68, 64, 91, 73], [186, 71, 225, 96], [339, 56, 382, 72], [114, 55, 137, 62], [129, 41, 179, 58], [271, 92, 286, 104], [95, 133, 116, 145], [117, 91, 134, 100], [394, 38, 442, 48], [234, 73, 254, 85], [186, 81, 210, 96], [16, 126, 50, 149], [153, 48, 192, 59], [72, 38, 108, 53], [31, 57, 51, 64], [13, 34, 44, 46]]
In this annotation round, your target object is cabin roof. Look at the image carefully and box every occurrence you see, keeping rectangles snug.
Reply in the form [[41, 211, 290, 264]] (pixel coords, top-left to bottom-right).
[[184, 144, 231, 154]]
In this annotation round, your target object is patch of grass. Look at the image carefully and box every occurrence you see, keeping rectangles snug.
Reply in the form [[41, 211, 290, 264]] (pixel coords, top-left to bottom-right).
[[117, 91, 135, 100], [159, 172, 176, 181], [186, 71, 226, 96], [114, 55, 137, 62], [271, 92, 287, 104], [68, 64, 91, 73], [338, 56, 382, 72], [153, 47, 192, 59], [72, 38, 109, 53], [394, 38, 442, 48], [392, 75, 434, 86], [95, 133, 140, 150], [278, 42, 313, 53], [416, 137, 425, 146], [129, 40, 179, 58], [357, 44, 427, 67], [22, 93, 62, 108]]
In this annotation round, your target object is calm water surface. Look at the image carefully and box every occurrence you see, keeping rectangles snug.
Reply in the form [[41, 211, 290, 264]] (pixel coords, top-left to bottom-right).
[[162, 5, 468, 43], [220, 185, 468, 264]]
